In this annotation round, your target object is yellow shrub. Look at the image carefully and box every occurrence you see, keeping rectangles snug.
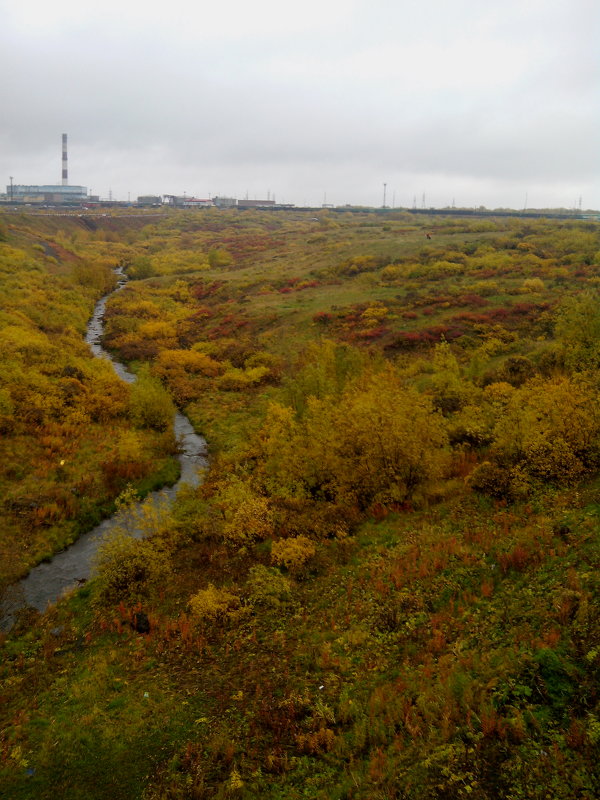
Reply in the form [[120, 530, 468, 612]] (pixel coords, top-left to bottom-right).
[[468, 461, 531, 501], [215, 478, 274, 547], [260, 368, 449, 508], [484, 382, 515, 406], [482, 375, 600, 490], [129, 367, 175, 431], [92, 531, 172, 607], [295, 728, 336, 754], [188, 584, 240, 625], [360, 303, 388, 327], [521, 277, 545, 292], [157, 348, 221, 376], [245, 565, 292, 607], [466, 280, 499, 296], [379, 264, 406, 283], [271, 536, 316, 574], [217, 365, 271, 391]]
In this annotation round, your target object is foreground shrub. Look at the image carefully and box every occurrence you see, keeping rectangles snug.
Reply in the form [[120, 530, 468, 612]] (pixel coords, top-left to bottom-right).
[[468, 461, 531, 501], [100, 429, 150, 492], [92, 531, 172, 607], [271, 535, 316, 575], [492, 375, 600, 484], [216, 365, 271, 391], [259, 367, 449, 508], [188, 584, 241, 625], [555, 291, 600, 370], [214, 478, 274, 548], [245, 565, 292, 608], [270, 497, 356, 543], [129, 366, 175, 431], [92, 490, 176, 606]]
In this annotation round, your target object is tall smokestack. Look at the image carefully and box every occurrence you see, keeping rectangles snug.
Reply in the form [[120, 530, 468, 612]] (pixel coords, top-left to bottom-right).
[[62, 133, 68, 186]]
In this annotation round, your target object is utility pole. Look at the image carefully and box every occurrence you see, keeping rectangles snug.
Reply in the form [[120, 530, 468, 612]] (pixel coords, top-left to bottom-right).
[[9, 176, 13, 203], [382, 183, 387, 208]]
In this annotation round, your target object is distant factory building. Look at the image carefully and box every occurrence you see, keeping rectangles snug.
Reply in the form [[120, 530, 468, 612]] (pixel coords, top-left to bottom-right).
[[181, 198, 213, 208], [7, 184, 88, 204], [137, 195, 163, 207], [237, 199, 275, 209], [163, 195, 213, 208], [212, 197, 237, 209]]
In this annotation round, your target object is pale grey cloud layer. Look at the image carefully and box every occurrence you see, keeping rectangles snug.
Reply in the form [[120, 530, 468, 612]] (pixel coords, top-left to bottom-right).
[[1, 0, 598, 208]]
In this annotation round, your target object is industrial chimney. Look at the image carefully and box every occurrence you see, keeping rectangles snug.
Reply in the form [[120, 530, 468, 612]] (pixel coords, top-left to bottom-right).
[[62, 133, 68, 186]]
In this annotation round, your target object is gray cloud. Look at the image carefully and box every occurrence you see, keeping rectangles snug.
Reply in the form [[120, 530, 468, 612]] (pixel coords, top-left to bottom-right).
[[1, 0, 598, 208]]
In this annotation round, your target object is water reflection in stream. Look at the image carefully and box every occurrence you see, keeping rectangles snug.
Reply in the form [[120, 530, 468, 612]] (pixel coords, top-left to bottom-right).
[[1, 269, 208, 631]]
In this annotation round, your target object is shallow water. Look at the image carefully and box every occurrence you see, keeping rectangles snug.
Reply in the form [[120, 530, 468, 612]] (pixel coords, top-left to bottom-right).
[[0, 270, 208, 631]]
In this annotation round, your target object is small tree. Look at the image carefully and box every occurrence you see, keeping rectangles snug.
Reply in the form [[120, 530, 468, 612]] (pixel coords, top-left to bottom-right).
[[271, 536, 316, 575], [555, 292, 600, 370], [245, 565, 292, 608], [129, 366, 175, 431], [188, 584, 241, 625], [474, 375, 600, 494], [92, 532, 172, 607], [214, 477, 274, 548], [208, 248, 233, 268], [92, 490, 175, 606]]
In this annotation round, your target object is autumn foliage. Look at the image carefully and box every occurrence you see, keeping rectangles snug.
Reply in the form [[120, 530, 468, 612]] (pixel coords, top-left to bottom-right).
[[2, 209, 600, 800]]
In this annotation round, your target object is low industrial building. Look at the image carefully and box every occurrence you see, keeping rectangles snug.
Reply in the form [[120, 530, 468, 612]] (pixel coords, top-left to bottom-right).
[[236, 199, 275, 209], [163, 195, 213, 208], [137, 195, 163, 207], [6, 184, 88, 204], [212, 197, 237, 208]]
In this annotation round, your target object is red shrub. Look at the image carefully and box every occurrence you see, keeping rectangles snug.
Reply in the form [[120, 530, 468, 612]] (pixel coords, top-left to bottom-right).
[[192, 280, 225, 300], [456, 294, 489, 307], [451, 312, 492, 325], [499, 544, 533, 573], [313, 312, 333, 324], [385, 331, 429, 350], [358, 325, 390, 339]]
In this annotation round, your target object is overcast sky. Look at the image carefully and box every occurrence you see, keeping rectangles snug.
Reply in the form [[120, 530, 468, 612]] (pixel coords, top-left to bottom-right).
[[1, 0, 598, 208]]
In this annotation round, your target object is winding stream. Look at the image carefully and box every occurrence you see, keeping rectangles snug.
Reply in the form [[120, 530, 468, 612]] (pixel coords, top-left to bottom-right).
[[0, 269, 208, 631]]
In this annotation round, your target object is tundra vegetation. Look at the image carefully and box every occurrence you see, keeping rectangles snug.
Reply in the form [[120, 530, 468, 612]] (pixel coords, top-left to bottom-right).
[[1, 208, 600, 799]]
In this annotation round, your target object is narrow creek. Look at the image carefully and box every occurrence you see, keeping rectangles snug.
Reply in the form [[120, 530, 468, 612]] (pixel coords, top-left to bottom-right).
[[0, 268, 208, 631]]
